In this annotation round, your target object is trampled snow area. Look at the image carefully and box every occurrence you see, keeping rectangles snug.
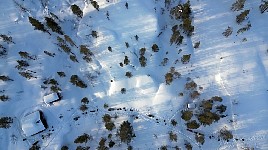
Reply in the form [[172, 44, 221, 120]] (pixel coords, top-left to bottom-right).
[[0, 0, 268, 149]]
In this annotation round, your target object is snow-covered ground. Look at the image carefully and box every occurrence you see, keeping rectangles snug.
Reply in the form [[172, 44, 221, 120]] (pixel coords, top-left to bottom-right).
[[0, 0, 268, 149]]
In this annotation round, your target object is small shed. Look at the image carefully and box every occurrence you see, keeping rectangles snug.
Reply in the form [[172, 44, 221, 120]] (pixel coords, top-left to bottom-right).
[[187, 103, 196, 110], [43, 93, 61, 104], [21, 111, 48, 137]]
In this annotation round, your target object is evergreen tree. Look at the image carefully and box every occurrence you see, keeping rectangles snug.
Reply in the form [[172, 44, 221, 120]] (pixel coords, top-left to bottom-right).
[[28, 17, 48, 33], [91, 1, 100, 11], [259, 1, 268, 13], [118, 121, 135, 143], [236, 10, 250, 24], [45, 17, 64, 35], [71, 4, 83, 18]]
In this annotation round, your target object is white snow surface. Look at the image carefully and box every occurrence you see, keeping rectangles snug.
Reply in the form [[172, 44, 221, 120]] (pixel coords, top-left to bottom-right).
[[0, 0, 268, 149]]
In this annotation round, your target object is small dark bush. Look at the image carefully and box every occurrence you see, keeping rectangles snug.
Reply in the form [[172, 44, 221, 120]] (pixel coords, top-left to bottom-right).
[[125, 72, 133, 78], [236, 10, 250, 24], [61, 146, 69, 150], [222, 26, 233, 37], [231, 0, 246, 11], [139, 47, 146, 56], [81, 97, 89, 104], [118, 121, 135, 143], [237, 22, 251, 34], [194, 41, 200, 49], [0, 117, 13, 128], [0, 95, 9, 102], [169, 131, 177, 141], [165, 72, 173, 85], [0, 34, 15, 44], [198, 111, 220, 126], [57, 72, 66, 77], [185, 81, 197, 90], [170, 25, 184, 45], [71, 4, 83, 18], [74, 133, 91, 144], [152, 44, 159, 52], [80, 105, 88, 112], [70, 75, 87, 88], [185, 142, 192, 150], [171, 119, 177, 126], [201, 100, 213, 111], [124, 56, 130, 65], [125, 42, 129, 48], [260, 1, 268, 13], [219, 128, 233, 141], [102, 114, 111, 123], [91, 1, 100, 11], [210, 96, 223, 102], [64, 35, 77, 47], [91, 30, 98, 38], [139, 56, 147, 67], [97, 138, 108, 150], [70, 55, 78, 62], [28, 17, 48, 33], [181, 110, 193, 121], [105, 122, 115, 131], [45, 17, 64, 35], [16, 60, 29, 70], [181, 54, 191, 64], [216, 104, 227, 114], [19, 72, 34, 79], [190, 91, 200, 99], [121, 88, 126, 94], [0, 75, 13, 81], [186, 120, 200, 129], [195, 133, 205, 145]]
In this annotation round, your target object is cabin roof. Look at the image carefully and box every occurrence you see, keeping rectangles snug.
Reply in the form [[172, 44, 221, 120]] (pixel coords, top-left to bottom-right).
[[44, 93, 60, 104], [21, 111, 46, 137]]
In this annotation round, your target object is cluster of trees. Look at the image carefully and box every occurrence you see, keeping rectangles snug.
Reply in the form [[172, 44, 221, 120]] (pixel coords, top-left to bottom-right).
[[28, 16, 63, 35], [43, 78, 62, 93], [237, 22, 251, 34], [15, 60, 29, 70], [80, 97, 89, 112], [0, 44, 7, 57], [117, 121, 135, 144], [197, 97, 227, 126], [139, 48, 147, 67], [236, 10, 250, 24], [80, 45, 93, 63], [0, 34, 15, 44], [181, 54, 191, 64], [0, 75, 13, 82], [222, 26, 233, 37], [0, 34, 14, 57], [91, 1, 100, 11], [70, 75, 87, 88], [165, 67, 181, 85], [73, 133, 91, 149], [170, 25, 184, 45], [19, 71, 35, 80], [231, 0, 246, 11], [71, 4, 83, 18], [219, 127, 233, 141], [102, 114, 115, 131], [0, 117, 13, 128], [259, 1, 268, 13]]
